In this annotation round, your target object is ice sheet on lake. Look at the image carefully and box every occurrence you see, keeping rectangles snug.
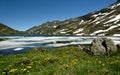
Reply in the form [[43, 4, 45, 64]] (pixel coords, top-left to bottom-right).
[[14, 48, 24, 51], [0, 36, 120, 50]]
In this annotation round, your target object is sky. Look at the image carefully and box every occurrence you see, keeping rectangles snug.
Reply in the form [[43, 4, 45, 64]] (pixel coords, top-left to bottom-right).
[[0, 0, 117, 31]]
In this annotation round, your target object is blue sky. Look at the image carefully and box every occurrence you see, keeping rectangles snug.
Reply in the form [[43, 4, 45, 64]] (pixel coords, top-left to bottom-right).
[[0, 0, 117, 31]]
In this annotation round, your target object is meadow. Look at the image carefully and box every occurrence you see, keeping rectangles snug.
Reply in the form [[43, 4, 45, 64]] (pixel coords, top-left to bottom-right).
[[0, 46, 120, 75]]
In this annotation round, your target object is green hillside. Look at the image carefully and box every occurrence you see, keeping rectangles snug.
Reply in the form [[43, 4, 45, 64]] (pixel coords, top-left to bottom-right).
[[0, 23, 24, 34]]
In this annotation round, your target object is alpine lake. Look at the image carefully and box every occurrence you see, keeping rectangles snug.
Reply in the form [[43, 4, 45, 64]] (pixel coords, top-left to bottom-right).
[[0, 34, 120, 55]]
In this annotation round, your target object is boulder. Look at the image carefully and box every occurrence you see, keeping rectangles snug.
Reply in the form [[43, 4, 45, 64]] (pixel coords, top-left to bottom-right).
[[90, 38, 117, 55], [90, 38, 106, 55], [102, 38, 117, 54]]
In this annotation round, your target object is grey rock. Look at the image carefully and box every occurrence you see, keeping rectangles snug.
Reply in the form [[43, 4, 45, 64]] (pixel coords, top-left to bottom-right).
[[90, 38, 117, 55], [90, 38, 106, 55], [103, 38, 117, 54]]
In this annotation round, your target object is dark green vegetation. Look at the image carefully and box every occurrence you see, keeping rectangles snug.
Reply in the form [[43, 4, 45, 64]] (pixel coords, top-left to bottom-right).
[[0, 23, 19, 34], [0, 23, 25, 34], [0, 46, 120, 75], [0, 38, 9, 41]]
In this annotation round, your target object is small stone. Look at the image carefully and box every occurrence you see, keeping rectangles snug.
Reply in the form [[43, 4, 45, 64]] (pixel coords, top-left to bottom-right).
[[34, 47, 47, 52]]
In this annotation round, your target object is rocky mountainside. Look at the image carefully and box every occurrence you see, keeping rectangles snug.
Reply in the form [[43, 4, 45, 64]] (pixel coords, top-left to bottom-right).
[[27, 0, 120, 36], [0, 23, 20, 34]]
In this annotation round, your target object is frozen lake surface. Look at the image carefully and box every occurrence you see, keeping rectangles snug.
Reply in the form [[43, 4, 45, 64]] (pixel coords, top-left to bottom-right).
[[0, 35, 120, 55]]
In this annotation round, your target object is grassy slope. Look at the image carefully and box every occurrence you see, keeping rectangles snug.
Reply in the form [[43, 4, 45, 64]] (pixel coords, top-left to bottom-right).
[[0, 23, 17, 34], [0, 46, 120, 75], [0, 23, 26, 34]]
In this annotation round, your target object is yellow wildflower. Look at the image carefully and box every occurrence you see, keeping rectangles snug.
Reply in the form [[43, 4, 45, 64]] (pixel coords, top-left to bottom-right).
[[27, 70, 30, 72], [21, 63, 24, 65], [98, 61, 102, 64], [63, 64, 69, 69], [2, 72, 6, 74], [71, 59, 78, 64], [9, 68, 17, 73], [21, 68, 27, 72], [102, 64, 105, 66], [9, 65, 12, 67], [27, 66, 32, 69], [44, 57, 50, 61], [95, 58, 98, 61], [62, 55, 67, 58]]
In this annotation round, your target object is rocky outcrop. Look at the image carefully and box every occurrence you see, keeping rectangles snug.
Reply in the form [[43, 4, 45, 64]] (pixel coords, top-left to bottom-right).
[[90, 38, 117, 55]]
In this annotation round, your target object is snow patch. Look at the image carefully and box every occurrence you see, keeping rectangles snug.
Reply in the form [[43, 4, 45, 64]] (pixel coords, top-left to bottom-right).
[[53, 25, 57, 28], [117, 3, 120, 7], [92, 13, 103, 17], [109, 15, 115, 19], [113, 34, 120, 36], [110, 3, 120, 9], [76, 33, 85, 35], [97, 34, 105, 36], [104, 24, 112, 27], [79, 20, 84, 25], [93, 10, 115, 24], [60, 32, 66, 34], [59, 29, 68, 32], [110, 4, 116, 9], [105, 14, 120, 24], [91, 24, 120, 35], [59, 29, 68, 34], [73, 28, 84, 34], [96, 21, 100, 24]]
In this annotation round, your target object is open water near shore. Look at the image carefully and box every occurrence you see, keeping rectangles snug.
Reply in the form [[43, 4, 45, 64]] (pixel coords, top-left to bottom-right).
[[0, 34, 120, 55]]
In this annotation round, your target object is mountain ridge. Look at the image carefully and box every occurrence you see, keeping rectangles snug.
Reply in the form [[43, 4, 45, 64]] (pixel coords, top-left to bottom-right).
[[0, 1, 120, 35], [27, 1, 120, 36], [0, 23, 24, 34]]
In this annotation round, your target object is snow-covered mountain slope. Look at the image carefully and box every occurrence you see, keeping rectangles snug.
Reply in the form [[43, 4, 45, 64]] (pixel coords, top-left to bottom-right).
[[27, 0, 120, 36]]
